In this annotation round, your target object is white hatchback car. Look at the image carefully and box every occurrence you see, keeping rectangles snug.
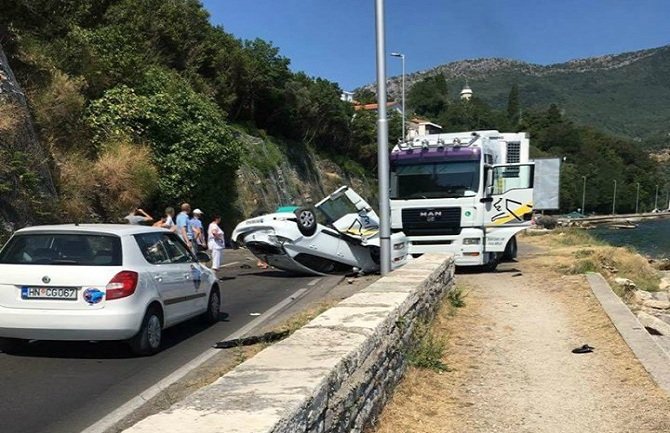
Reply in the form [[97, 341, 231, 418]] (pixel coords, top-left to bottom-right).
[[0, 224, 220, 355]]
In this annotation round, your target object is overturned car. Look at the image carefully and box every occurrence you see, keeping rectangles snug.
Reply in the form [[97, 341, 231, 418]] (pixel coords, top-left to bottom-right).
[[232, 186, 409, 276]]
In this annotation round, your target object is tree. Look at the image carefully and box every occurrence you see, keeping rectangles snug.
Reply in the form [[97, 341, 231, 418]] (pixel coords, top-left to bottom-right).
[[407, 75, 449, 118], [507, 84, 520, 127]]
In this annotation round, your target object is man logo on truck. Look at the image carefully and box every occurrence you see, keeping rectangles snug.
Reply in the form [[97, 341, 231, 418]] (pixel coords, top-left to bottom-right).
[[419, 211, 442, 222]]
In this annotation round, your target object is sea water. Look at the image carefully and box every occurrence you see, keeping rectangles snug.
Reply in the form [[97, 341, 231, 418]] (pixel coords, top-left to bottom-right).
[[590, 219, 670, 259]]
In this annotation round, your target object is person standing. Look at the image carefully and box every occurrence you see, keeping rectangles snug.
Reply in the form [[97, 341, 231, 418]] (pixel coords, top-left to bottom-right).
[[176, 203, 195, 254], [207, 215, 225, 271], [152, 207, 176, 231], [124, 208, 153, 225], [191, 209, 206, 251]]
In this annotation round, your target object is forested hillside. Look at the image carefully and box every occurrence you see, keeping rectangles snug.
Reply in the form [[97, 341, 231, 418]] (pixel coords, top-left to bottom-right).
[[0, 0, 394, 239], [377, 45, 670, 144]]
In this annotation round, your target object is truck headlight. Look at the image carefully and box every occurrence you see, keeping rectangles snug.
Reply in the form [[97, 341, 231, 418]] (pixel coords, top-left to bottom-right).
[[393, 241, 406, 250], [462, 238, 481, 245]]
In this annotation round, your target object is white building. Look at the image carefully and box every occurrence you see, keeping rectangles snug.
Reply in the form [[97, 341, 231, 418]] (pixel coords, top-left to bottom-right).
[[460, 82, 473, 100], [340, 91, 355, 103]]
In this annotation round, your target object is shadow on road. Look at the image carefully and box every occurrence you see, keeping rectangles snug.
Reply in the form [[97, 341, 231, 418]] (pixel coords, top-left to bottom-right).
[[0, 312, 230, 360]]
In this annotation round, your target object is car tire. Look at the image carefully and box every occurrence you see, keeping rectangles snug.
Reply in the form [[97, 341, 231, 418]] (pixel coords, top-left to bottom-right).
[[129, 307, 163, 356], [502, 236, 518, 262], [201, 287, 221, 324], [294, 208, 317, 237], [0, 337, 27, 354]]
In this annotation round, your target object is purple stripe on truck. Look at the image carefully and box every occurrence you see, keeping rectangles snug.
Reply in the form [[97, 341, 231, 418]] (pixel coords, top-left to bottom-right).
[[391, 146, 481, 165]]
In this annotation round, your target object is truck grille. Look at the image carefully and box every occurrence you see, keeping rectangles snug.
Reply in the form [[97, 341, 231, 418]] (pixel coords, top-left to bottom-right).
[[401, 207, 461, 236]]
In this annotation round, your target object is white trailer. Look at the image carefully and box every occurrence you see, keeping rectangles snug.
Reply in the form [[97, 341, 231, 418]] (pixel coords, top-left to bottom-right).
[[390, 130, 560, 270]]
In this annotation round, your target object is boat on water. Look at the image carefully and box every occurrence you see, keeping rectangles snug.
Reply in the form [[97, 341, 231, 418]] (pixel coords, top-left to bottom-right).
[[610, 223, 637, 230]]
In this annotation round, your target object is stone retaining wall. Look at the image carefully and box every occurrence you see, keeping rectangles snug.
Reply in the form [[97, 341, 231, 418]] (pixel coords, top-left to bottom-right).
[[125, 254, 455, 433]]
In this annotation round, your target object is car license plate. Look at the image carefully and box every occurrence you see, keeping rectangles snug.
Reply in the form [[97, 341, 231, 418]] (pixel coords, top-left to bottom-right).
[[21, 287, 78, 301]]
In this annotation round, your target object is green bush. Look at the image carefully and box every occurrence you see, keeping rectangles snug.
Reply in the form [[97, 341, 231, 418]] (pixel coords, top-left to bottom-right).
[[408, 327, 450, 372], [86, 68, 241, 217]]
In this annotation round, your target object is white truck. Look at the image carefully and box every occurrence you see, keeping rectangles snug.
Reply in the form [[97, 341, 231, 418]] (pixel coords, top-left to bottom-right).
[[390, 130, 560, 270]]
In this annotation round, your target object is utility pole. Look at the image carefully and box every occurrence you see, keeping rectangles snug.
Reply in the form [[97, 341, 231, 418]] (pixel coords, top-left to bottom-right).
[[612, 180, 617, 215], [390, 52, 405, 141], [375, 0, 391, 275], [581, 176, 587, 215], [635, 182, 640, 214], [655, 184, 659, 210]]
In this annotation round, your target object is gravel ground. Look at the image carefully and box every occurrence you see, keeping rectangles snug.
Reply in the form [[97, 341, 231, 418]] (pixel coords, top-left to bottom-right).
[[373, 243, 670, 433]]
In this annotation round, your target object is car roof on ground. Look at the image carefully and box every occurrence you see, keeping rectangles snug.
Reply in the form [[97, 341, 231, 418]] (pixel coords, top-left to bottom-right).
[[14, 224, 167, 236]]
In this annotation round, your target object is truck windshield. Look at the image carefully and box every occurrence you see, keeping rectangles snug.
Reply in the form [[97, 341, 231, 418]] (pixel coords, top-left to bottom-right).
[[391, 161, 480, 199]]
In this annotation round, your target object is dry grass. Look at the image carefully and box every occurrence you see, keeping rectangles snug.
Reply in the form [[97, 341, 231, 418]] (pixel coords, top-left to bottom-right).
[[58, 139, 158, 221], [274, 300, 338, 335], [521, 229, 661, 293], [0, 100, 24, 134]]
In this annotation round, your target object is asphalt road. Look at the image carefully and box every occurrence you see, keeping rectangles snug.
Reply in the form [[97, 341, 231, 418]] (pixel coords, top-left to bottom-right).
[[0, 250, 339, 433]]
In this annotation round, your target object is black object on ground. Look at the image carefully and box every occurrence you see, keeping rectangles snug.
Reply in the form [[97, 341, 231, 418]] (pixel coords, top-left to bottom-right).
[[572, 344, 595, 354], [215, 330, 290, 349]]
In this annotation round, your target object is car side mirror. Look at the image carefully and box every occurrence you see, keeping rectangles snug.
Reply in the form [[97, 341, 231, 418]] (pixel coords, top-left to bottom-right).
[[196, 251, 210, 263]]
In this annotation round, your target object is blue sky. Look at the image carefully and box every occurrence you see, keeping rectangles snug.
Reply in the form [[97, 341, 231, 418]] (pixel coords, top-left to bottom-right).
[[202, 0, 670, 90]]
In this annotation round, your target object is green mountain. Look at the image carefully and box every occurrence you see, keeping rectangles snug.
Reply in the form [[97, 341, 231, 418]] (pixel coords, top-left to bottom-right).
[[379, 45, 670, 142]]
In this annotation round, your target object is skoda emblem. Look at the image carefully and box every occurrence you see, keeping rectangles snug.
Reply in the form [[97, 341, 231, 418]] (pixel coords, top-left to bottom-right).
[[42, 275, 51, 284]]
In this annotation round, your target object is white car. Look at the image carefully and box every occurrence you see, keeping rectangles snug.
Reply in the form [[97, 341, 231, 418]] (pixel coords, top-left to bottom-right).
[[0, 224, 220, 356], [232, 186, 409, 275]]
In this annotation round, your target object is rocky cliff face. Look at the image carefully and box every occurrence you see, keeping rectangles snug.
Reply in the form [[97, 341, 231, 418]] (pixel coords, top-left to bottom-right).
[[0, 43, 57, 240], [232, 130, 375, 227]]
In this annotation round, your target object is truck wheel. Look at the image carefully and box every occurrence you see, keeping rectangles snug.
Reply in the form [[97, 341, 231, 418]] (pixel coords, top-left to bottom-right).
[[502, 236, 518, 262], [482, 254, 500, 272], [294, 208, 317, 236]]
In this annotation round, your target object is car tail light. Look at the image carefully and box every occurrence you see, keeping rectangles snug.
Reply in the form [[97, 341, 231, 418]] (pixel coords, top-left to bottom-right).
[[106, 271, 138, 300]]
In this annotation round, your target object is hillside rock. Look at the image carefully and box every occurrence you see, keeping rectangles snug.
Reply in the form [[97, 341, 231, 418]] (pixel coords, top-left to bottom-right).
[[0, 43, 57, 238]]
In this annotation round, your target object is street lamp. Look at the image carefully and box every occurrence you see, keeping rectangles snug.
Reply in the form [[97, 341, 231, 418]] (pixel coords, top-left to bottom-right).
[[655, 184, 659, 210], [612, 180, 617, 215], [375, 0, 391, 275], [581, 176, 587, 215], [635, 182, 640, 214], [390, 52, 405, 141]]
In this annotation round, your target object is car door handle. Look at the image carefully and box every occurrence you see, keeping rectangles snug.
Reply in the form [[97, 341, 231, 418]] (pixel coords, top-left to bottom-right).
[[183, 273, 191, 279], [154, 275, 163, 282]]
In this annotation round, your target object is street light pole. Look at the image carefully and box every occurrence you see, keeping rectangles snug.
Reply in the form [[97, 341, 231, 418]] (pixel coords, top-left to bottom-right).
[[655, 184, 659, 210], [581, 176, 586, 215], [612, 180, 617, 215], [375, 0, 391, 275], [390, 52, 405, 141], [635, 182, 640, 214]]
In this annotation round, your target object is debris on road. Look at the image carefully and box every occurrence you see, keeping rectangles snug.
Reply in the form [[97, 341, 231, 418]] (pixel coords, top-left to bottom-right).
[[215, 330, 290, 349]]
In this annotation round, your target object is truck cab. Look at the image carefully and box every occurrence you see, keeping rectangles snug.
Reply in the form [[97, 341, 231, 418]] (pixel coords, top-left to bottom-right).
[[390, 130, 558, 269]]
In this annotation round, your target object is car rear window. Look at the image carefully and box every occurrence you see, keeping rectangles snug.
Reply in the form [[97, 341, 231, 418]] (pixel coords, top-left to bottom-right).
[[0, 233, 122, 266]]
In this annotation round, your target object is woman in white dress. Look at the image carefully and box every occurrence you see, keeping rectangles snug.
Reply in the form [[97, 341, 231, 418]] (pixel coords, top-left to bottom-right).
[[207, 215, 225, 271]]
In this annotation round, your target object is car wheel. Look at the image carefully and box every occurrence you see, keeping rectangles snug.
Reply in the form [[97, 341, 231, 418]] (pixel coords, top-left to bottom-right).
[[502, 236, 518, 262], [201, 287, 221, 324], [294, 208, 317, 236], [129, 307, 163, 356], [0, 337, 27, 354]]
